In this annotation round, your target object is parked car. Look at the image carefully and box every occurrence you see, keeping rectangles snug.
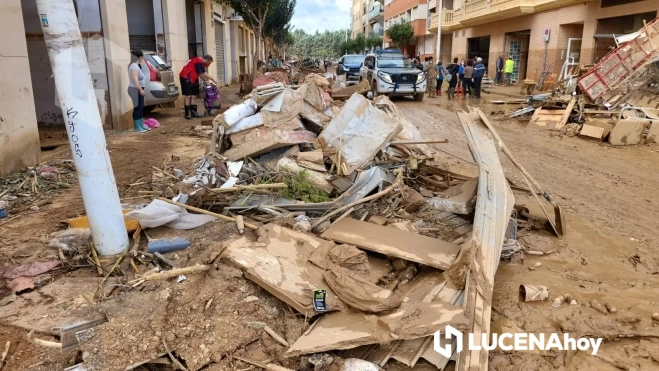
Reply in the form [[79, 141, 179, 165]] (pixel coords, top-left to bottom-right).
[[359, 51, 426, 101], [141, 51, 179, 114], [337, 54, 365, 85]]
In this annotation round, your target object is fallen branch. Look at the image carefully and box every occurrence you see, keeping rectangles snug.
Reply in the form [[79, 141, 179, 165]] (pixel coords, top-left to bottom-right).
[[157, 198, 258, 230], [151, 166, 179, 181], [27, 331, 62, 349], [129, 265, 211, 287], [0, 341, 9, 370], [311, 170, 403, 229], [161, 338, 189, 371], [233, 356, 294, 371], [264, 326, 289, 347], [390, 139, 448, 145], [210, 183, 288, 192]]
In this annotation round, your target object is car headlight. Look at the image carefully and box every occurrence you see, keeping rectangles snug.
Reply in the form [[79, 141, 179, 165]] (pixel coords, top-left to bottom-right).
[[417, 73, 425, 83], [343, 66, 350, 71], [378, 71, 393, 84]]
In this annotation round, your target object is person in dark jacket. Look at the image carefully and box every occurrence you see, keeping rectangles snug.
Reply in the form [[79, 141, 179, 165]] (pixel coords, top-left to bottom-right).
[[495, 54, 504, 85], [446, 57, 460, 99], [472, 57, 486, 99]]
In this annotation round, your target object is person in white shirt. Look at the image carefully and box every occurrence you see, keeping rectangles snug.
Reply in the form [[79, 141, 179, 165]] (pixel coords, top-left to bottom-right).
[[128, 50, 150, 132]]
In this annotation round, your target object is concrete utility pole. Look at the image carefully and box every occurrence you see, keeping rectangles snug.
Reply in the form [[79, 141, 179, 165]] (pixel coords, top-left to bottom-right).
[[435, 0, 443, 63], [35, 0, 130, 255]]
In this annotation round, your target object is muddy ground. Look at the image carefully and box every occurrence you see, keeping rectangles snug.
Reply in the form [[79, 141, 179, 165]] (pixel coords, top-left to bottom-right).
[[1, 82, 658, 371]]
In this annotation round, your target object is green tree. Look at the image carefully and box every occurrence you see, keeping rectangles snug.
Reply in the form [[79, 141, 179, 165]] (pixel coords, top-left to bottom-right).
[[353, 33, 366, 54], [217, 0, 296, 78], [385, 22, 414, 49], [366, 35, 383, 51]]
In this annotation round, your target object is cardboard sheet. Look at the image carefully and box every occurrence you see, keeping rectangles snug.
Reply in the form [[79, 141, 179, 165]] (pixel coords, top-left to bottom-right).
[[321, 218, 460, 270], [221, 224, 345, 313], [285, 301, 468, 357]]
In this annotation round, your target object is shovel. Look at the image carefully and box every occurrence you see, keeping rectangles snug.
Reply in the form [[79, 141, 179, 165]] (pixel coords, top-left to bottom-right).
[[475, 108, 566, 236]]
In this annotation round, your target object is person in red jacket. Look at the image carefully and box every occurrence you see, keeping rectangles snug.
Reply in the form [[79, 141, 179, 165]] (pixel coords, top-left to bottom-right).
[[179, 55, 217, 119]]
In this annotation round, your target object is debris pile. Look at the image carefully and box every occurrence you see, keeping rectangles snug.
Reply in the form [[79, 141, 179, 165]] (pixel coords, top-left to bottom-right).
[[505, 17, 659, 146], [5, 74, 570, 371], [0, 160, 76, 220]]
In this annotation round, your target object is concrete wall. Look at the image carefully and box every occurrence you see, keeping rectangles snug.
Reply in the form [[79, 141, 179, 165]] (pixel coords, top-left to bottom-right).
[[0, 0, 40, 176], [162, 0, 189, 106], [22, 0, 111, 129], [100, 0, 133, 131]]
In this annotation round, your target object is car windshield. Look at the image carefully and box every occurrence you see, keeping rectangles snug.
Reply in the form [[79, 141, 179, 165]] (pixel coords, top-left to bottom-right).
[[377, 57, 410, 68], [343, 56, 364, 64]]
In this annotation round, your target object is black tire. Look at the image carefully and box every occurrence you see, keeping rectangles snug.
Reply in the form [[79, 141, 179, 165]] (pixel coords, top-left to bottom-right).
[[413, 93, 424, 101], [143, 105, 156, 114]]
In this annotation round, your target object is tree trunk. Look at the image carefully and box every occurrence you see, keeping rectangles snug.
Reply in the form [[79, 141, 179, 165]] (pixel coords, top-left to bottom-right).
[[253, 25, 262, 80]]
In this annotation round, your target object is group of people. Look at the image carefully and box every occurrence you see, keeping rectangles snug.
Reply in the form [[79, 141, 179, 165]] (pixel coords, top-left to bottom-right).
[[415, 53, 517, 100], [127, 51, 217, 132], [415, 56, 485, 99]]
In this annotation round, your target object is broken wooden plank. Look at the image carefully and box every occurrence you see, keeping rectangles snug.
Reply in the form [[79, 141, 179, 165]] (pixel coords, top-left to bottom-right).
[[321, 218, 460, 270], [0, 278, 113, 335], [221, 225, 346, 314], [455, 109, 515, 371], [556, 97, 577, 130], [284, 301, 469, 357]]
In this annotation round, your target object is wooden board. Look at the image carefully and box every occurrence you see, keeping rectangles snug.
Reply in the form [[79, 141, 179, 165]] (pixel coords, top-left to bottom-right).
[[284, 301, 469, 357], [321, 218, 460, 270], [455, 109, 515, 371], [556, 97, 577, 130], [0, 278, 110, 335], [222, 224, 345, 314]]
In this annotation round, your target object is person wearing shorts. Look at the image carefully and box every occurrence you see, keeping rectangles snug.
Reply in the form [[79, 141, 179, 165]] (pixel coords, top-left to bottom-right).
[[179, 55, 216, 119]]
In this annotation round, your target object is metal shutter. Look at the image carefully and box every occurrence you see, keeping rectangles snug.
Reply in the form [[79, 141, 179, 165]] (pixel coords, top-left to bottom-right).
[[239, 28, 245, 54], [214, 20, 226, 86]]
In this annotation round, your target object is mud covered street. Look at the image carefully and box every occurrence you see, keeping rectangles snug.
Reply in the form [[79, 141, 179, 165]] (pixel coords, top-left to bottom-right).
[[1, 83, 659, 371]]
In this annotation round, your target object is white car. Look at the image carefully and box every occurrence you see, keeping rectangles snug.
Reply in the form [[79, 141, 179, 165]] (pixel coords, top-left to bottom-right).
[[360, 51, 426, 101]]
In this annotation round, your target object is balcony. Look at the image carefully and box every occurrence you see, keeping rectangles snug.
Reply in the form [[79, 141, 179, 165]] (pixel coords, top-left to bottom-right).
[[372, 28, 384, 36], [428, 10, 456, 33], [430, 0, 595, 32], [368, 4, 384, 23]]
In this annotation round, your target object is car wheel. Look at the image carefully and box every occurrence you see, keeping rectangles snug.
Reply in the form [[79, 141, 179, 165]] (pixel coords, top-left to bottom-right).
[[371, 81, 378, 100], [413, 93, 424, 102], [143, 105, 157, 114]]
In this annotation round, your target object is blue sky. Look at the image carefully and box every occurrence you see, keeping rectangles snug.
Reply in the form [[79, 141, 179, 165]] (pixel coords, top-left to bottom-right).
[[290, 0, 352, 33]]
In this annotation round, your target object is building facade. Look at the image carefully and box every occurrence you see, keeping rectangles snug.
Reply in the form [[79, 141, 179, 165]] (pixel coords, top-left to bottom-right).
[[351, 0, 386, 43], [0, 0, 264, 176], [428, 0, 659, 81], [383, 0, 436, 59]]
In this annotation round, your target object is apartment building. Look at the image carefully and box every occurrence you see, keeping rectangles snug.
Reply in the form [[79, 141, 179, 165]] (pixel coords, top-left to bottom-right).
[[383, 0, 435, 59], [1, 0, 263, 176], [428, 0, 659, 81], [352, 0, 385, 39]]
